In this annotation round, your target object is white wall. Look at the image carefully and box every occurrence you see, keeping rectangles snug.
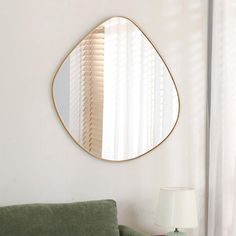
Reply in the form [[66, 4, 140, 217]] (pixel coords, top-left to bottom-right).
[[0, 0, 208, 235]]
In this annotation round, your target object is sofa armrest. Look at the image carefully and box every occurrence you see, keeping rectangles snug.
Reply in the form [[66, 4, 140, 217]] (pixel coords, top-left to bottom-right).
[[119, 225, 148, 236]]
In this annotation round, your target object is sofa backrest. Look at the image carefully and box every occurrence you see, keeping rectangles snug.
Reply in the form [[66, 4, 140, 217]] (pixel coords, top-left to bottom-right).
[[0, 199, 120, 236]]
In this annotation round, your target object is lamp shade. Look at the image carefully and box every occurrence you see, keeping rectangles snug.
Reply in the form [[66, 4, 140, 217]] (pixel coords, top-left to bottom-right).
[[156, 187, 198, 229]]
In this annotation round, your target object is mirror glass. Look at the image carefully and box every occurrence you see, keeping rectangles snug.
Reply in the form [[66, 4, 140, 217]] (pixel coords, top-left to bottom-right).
[[52, 17, 180, 161]]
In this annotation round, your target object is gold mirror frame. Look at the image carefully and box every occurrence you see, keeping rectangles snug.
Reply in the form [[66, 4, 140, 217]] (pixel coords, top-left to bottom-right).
[[51, 16, 180, 162]]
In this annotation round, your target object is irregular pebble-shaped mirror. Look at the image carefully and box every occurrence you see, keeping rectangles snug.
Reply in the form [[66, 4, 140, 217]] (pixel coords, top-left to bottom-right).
[[52, 17, 180, 161]]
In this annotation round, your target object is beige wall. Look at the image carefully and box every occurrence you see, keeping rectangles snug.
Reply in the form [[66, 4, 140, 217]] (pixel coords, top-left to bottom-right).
[[0, 0, 208, 235]]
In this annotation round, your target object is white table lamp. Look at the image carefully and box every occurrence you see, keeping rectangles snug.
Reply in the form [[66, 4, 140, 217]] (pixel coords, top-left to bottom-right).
[[156, 187, 198, 236]]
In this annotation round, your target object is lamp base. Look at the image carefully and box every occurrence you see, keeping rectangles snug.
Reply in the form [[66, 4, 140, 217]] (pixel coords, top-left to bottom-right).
[[167, 231, 186, 236]]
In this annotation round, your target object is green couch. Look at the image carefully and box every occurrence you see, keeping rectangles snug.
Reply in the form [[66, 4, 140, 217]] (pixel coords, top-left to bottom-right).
[[0, 199, 147, 236]]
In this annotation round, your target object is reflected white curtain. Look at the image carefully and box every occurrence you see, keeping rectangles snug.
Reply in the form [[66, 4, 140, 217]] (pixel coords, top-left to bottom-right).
[[102, 18, 177, 160], [208, 0, 236, 235]]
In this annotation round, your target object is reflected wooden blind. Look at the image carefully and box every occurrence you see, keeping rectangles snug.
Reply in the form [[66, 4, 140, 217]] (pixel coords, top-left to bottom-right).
[[79, 26, 104, 156]]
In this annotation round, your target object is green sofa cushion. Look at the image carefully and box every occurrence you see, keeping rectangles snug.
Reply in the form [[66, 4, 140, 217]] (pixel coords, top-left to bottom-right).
[[0, 199, 120, 236], [119, 225, 148, 236]]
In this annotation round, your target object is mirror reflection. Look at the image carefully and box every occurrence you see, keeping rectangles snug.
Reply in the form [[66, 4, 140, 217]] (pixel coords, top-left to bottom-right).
[[52, 17, 179, 161]]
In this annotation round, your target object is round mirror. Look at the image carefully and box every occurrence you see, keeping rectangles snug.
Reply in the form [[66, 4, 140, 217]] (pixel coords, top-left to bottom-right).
[[52, 17, 180, 161]]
